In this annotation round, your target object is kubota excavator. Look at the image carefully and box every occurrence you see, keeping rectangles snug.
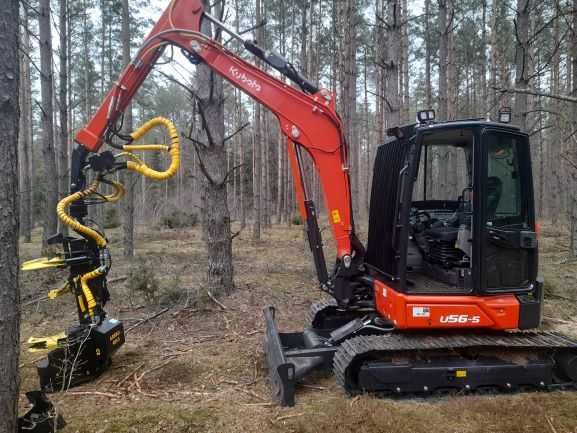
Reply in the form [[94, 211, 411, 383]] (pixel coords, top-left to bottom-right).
[[21, 0, 577, 415]]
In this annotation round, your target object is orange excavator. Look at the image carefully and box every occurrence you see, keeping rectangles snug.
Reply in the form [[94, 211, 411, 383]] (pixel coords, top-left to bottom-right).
[[22, 0, 577, 414]]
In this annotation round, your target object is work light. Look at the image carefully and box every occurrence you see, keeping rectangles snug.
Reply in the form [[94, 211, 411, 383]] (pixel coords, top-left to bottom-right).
[[498, 107, 512, 124], [417, 109, 436, 124]]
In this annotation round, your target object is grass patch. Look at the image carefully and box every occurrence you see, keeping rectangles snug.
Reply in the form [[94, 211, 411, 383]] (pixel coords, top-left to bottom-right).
[[65, 404, 214, 433]]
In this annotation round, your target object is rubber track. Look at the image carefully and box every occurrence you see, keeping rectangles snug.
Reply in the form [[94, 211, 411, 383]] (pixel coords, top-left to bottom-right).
[[334, 332, 577, 393], [307, 299, 337, 325]]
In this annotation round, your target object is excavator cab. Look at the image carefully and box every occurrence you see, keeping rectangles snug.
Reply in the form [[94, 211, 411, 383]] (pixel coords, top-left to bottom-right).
[[365, 117, 541, 328]]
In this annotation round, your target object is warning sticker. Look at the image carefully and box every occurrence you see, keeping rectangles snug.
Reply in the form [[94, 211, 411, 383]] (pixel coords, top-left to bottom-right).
[[331, 210, 342, 224], [412, 306, 430, 318]]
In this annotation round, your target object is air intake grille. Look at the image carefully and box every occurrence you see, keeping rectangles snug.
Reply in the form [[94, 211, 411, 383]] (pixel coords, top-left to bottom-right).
[[366, 139, 410, 277]]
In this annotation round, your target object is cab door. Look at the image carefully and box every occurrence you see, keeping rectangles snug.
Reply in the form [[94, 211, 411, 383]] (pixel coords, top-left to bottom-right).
[[479, 129, 537, 293]]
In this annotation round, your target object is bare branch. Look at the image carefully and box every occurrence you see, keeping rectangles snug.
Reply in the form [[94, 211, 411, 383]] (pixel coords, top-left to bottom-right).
[[493, 87, 577, 104], [196, 100, 216, 147], [20, 0, 40, 15], [18, 45, 42, 76], [158, 70, 196, 98], [189, 139, 217, 185], [528, 124, 553, 137], [33, 99, 47, 118], [223, 122, 250, 144], [220, 163, 244, 187], [181, 131, 208, 149], [561, 153, 577, 172]]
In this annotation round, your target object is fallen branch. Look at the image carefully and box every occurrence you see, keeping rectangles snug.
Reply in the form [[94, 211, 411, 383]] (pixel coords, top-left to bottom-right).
[[137, 359, 174, 383], [546, 416, 559, 433], [275, 413, 305, 422], [108, 275, 128, 284], [115, 362, 145, 388], [237, 387, 266, 401], [245, 330, 260, 337], [547, 293, 577, 303], [125, 307, 171, 333], [160, 336, 221, 359], [65, 391, 119, 398], [21, 295, 48, 307], [299, 384, 327, 391], [207, 290, 227, 310], [543, 316, 575, 324], [19, 356, 46, 368]]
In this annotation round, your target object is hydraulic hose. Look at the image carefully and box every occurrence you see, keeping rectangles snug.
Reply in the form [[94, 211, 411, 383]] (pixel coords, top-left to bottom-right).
[[57, 179, 108, 248], [102, 180, 125, 203], [56, 117, 180, 321], [57, 178, 123, 321], [124, 117, 180, 180], [80, 268, 103, 319]]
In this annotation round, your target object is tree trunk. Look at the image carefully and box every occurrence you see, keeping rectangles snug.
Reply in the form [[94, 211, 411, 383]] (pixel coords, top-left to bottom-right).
[[480, 0, 488, 116], [438, 0, 449, 120], [19, 5, 33, 242], [570, 0, 577, 255], [121, 0, 135, 257], [276, 129, 284, 224], [513, 0, 531, 131], [252, 0, 263, 240], [339, 0, 358, 211], [425, 0, 433, 108], [446, 0, 457, 120], [0, 1, 20, 430], [490, 0, 498, 116], [59, 0, 69, 235], [197, 0, 234, 295], [363, 48, 371, 216], [239, 94, 247, 228], [401, 0, 410, 122], [550, 13, 561, 225], [384, 0, 401, 127], [39, 0, 58, 253]]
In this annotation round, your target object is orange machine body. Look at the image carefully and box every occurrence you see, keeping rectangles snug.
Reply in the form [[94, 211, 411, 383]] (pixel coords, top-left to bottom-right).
[[373, 279, 520, 330]]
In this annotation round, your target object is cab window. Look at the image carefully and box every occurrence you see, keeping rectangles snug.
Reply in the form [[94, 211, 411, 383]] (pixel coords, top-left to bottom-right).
[[485, 133, 527, 227]]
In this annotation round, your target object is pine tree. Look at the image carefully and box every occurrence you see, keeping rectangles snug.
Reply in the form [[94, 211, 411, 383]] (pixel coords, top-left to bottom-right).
[[0, 0, 20, 429]]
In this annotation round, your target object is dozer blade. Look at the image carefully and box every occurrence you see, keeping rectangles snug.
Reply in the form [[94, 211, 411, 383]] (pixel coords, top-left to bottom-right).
[[263, 306, 336, 406], [21, 257, 66, 271]]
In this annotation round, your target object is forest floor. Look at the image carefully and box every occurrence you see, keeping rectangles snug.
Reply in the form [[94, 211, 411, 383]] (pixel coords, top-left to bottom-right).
[[17, 222, 577, 433]]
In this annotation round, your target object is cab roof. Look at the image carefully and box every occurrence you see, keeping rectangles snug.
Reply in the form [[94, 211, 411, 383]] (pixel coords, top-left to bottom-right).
[[418, 119, 522, 133], [386, 119, 523, 142]]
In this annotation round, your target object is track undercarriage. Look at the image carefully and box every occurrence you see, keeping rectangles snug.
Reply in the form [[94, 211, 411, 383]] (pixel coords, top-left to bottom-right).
[[264, 301, 577, 406]]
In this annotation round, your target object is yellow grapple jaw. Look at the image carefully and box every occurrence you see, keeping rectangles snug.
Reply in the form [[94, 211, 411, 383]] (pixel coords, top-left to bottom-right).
[[21, 257, 66, 271]]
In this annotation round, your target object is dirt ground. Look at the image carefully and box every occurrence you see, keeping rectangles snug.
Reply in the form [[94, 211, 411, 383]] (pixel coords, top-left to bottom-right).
[[17, 222, 577, 433]]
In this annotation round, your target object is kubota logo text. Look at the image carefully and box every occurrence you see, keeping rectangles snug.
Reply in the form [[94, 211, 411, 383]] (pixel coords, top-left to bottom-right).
[[440, 314, 481, 324], [229, 66, 261, 92]]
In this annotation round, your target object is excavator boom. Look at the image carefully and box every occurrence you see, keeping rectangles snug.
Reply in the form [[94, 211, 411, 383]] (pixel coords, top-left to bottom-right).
[[74, 0, 357, 269]]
